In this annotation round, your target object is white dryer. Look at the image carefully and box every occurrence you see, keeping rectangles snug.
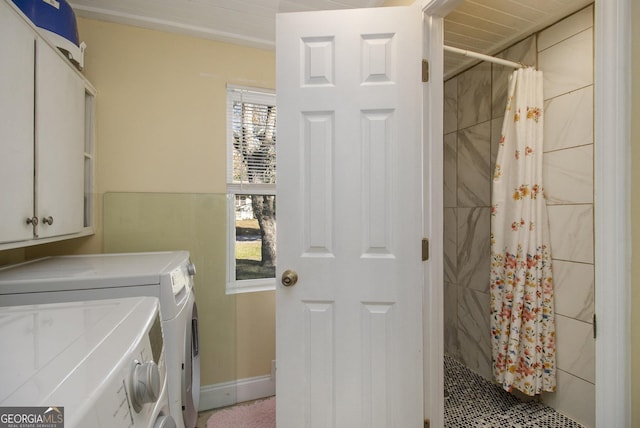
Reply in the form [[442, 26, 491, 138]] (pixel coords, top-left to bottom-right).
[[0, 251, 199, 428], [0, 296, 175, 428]]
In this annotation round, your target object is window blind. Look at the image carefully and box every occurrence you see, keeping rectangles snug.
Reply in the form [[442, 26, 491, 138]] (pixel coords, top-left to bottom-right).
[[226, 86, 277, 187]]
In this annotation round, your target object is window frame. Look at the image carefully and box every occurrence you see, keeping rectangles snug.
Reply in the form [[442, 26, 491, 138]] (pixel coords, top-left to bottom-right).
[[225, 85, 277, 295]]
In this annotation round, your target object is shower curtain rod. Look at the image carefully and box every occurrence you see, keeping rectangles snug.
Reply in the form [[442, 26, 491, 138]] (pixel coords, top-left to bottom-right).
[[444, 45, 525, 69]]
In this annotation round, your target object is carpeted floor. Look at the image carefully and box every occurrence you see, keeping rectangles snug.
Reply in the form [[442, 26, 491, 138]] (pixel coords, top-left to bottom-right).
[[198, 357, 585, 427], [203, 397, 275, 428]]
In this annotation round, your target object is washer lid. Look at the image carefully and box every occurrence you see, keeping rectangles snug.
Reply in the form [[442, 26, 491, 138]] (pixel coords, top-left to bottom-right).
[[0, 297, 160, 406], [0, 251, 191, 294]]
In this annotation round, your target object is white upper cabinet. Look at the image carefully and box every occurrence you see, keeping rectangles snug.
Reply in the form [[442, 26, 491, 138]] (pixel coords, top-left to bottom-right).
[[0, 3, 36, 243], [0, 0, 95, 247], [35, 38, 86, 239]]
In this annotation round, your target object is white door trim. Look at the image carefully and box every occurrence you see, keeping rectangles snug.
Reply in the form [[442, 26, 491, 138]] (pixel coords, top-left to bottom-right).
[[422, 0, 632, 426], [593, 0, 632, 426], [420, 2, 461, 427], [420, 5, 447, 428]]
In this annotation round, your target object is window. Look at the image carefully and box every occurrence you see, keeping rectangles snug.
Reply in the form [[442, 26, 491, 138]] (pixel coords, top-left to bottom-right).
[[226, 85, 276, 294]]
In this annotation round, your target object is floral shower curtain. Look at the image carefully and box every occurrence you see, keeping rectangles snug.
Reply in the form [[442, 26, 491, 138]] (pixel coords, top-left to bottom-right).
[[490, 68, 556, 396]]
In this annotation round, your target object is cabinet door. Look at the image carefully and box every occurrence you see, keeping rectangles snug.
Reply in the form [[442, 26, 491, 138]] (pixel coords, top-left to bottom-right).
[[35, 38, 85, 238], [0, 3, 36, 243]]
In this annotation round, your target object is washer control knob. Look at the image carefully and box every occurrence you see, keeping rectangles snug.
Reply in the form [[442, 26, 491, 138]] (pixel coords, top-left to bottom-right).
[[187, 262, 196, 276], [130, 360, 161, 412]]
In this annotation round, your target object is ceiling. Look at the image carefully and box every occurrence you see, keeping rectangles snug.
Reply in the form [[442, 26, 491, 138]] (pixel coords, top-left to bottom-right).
[[68, 0, 593, 78], [442, 0, 592, 78], [68, 0, 385, 50]]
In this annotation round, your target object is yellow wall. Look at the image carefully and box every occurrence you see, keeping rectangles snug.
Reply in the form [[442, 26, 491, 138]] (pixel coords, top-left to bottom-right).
[[632, 0, 640, 423], [77, 19, 274, 196], [76, 17, 277, 385]]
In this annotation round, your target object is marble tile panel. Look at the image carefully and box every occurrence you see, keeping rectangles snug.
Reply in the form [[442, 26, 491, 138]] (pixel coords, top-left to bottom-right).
[[457, 207, 490, 292], [543, 144, 593, 205], [490, 118, 503, 182], [541, 369, 595, 428], [457, 121, 491, 207], [544, 86, 594, 152], [444, 208, 457, 284], [457, 62, 491, 129], [539, 28, 593, 101], [547, 204, 594, 264], [444, 132, 457, 208], [457, 288, 492, 380], [444, 77, 458, 134], [444, 282, 460, 359], [538, 5, 594, 52], [492, 36, 537, 119], [491, 72, 510, 122], [554, 314, 595, 384], [552, 260, 594, 323]]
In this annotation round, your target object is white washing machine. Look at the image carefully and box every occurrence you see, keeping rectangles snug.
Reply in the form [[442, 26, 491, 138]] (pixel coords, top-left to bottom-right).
[[0, 296, 175, 428], [0, 251, 199, 428]]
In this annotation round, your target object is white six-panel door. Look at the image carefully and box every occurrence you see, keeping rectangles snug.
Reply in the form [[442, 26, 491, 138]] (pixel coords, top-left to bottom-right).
[[276, 5, 424, 427]]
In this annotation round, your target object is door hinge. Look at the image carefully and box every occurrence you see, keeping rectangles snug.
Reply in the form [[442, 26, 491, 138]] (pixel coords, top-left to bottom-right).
[[422, 238, 429, 261], [593, 313, 597, 339], [422, 59, 429, 83], [424, 419, 430, 428]]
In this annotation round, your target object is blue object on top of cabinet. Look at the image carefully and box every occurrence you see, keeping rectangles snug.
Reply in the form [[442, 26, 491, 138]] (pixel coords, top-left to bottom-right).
[[12, 0, 79, 46], [11, 0, 85, 69]]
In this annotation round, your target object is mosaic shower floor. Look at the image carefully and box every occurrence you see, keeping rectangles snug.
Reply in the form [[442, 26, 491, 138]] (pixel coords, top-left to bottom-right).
[[444, 355, 584, 428]]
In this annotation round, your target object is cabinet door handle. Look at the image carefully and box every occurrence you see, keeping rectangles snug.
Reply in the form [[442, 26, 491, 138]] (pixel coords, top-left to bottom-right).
[[42, 216, 54, 225], [26, 216, 38, 226]]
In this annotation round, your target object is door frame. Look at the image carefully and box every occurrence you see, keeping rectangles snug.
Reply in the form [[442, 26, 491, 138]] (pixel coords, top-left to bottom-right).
[[420, 0, 632, 426], [592, 0, 632, 426], [420, 3, 447, 427]]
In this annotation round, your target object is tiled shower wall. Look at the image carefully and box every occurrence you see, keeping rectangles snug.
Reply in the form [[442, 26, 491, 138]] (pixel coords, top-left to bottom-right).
[[442, 5, 595, 427]]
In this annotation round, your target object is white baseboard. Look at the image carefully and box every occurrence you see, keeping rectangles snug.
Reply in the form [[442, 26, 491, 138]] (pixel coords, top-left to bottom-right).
[[198, 374, 276, 411]]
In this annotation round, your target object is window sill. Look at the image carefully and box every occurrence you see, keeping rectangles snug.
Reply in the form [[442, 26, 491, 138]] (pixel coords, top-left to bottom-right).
[[226, 278, 276, 295]]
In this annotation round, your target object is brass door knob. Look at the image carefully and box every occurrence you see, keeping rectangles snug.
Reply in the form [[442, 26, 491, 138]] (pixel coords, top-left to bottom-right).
[[281, 270, 298, 287]]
